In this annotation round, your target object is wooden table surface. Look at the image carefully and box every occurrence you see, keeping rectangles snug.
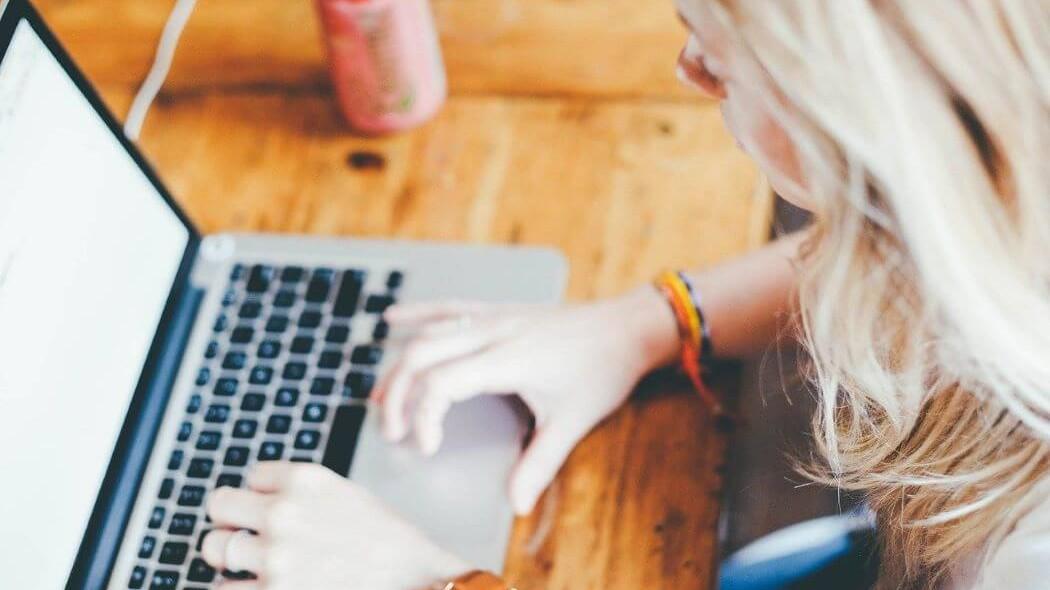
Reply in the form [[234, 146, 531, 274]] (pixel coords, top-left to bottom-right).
[[35, 0, 770, 587]]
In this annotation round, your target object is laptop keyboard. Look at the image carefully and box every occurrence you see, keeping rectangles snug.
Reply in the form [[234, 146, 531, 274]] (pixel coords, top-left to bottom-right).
[[126, 263, 403, 590]]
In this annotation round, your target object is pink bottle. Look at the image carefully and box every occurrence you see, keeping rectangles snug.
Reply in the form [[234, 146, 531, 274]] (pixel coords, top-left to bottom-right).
[[316, 0, 448, 134]]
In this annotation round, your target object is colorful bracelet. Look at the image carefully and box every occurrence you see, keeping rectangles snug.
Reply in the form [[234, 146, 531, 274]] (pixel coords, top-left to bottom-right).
[[676, 271, 714, 359], [654, 270, 721, 412]]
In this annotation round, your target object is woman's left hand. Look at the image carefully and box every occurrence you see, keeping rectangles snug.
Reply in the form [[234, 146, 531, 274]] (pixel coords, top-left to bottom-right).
[[202, 462, 470, 590]]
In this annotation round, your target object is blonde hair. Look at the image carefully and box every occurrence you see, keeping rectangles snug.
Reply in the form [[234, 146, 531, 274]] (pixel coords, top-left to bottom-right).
[[698, 0, 1050, 586]]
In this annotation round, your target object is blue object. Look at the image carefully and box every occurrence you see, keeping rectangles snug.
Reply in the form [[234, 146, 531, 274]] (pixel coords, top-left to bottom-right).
[[720, 510, 875, 590]]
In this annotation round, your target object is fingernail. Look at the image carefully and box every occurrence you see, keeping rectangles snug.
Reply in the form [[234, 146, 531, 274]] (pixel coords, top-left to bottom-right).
[[425, 431, 442, 456], [513, 497, 531, 516]]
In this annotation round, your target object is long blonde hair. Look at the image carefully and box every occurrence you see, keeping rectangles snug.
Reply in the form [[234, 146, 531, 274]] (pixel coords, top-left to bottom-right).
[[699, 0, 1050, 586]]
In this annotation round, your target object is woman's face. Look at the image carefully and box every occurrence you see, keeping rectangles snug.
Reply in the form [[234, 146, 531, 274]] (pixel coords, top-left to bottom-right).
[[674, 0, 808, 209]]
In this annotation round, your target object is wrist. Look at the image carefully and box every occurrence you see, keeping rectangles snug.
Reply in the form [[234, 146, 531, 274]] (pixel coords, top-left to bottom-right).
[[612, 286, 681, 374]]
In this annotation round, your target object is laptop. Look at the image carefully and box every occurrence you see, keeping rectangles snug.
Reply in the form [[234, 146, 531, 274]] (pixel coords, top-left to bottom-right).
[[0, 1, 567, 588]]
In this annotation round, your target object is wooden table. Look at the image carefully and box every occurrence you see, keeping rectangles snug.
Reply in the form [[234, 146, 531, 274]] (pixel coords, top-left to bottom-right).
[[36, 1, 771, 587]]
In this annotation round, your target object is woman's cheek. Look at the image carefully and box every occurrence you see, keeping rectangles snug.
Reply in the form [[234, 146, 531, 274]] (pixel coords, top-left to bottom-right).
[[722, 92, 811, 210]]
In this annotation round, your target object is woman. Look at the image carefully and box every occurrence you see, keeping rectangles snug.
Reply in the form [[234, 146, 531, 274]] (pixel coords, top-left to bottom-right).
[[201, 0, 1050, 588]]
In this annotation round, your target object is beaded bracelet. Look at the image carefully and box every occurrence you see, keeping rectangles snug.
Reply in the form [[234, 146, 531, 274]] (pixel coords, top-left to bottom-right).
[[654, 270, 721, 412]]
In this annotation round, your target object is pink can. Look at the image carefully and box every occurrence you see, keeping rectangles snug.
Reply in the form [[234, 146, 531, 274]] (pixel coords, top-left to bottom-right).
[[316, 0, 448, 134]]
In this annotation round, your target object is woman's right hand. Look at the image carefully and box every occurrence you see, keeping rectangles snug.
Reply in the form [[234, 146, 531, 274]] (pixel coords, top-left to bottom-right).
[[375, 289, 679, 515]]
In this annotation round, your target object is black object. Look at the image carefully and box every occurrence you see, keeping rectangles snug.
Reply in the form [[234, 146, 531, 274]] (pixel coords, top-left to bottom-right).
[[321, 405, 367, 476]]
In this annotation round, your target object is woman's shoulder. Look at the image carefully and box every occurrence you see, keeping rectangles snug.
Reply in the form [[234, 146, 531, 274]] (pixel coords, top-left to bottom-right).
[[960, 477, 1050, 589]]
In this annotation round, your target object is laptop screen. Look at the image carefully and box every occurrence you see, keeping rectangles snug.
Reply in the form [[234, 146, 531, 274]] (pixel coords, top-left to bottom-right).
[[0, 18, 190, 588]]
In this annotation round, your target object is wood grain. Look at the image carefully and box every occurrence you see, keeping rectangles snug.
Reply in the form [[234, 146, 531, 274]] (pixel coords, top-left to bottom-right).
[[128, 92, 764, 298], [33, 0, 772, 587], [39, 0, 693, 100]]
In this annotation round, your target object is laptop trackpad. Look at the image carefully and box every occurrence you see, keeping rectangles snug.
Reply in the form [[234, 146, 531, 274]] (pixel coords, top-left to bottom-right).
[[348, 396, 527, 572]]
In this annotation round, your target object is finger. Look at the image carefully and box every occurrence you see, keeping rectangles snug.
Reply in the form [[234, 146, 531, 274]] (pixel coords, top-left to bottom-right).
[[377, 329, 504, 441], [411, 353, 514, 456], [206, 487, 270, 531], [201, 530, 265, 574], [245, 461, 298, 493], [217, 581, 262, 590], [383, 301, 491, 325], [509, 420, 586, 515]]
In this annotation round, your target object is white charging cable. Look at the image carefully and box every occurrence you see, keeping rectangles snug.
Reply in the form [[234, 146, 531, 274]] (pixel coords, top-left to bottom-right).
[[123, 0, 199, 141]]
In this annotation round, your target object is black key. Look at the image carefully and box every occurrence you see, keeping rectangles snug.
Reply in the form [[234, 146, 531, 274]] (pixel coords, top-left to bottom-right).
[[230, 326, 254, 344], [187, 458, 214, 479], [373, 320, 390, 341], [232, 418, 258, 438], [186, 394, 202, 414], [305, 277, 332, 303], [265, 315, 289, 333], [294, 430, 321, 450], [129, 565, 147, 589], [310, 376, 335, 396], [298, 310, 322, 329], [213, 314, 228, 333], [158, 478, 175, 500], [195, 368, 211, 387], [168, 513, 197, 536], [345, 370, 375, 399], [318, 350, 342, 370], [221, 288, 238, 307], [139, 535, 157, 559], [204, 404, 230, 423], [148, 506, 165, 529], [291, 335, 315, 354], [216, 473, 243, 489], [168, 450, 184, 471], [350, 345, 382, 365], [258, 441, 285, 461], [214, 378, 238, 397], [158, 541, 189, 565], [258, 340, 281, 359], [187, 558, 216, 583], [275, 387, 299, 407], [222, 352, 247, 370], [282, 362, 307, 380], [365, 294, 395, 314], [322, 405, 367, 476], [274, 290, 297, 308], [386, 270, 403, 289], [178, 485, 206, 507], [332, 270, 365, 317], [205, 341, 220, 359], [224, 446, 250, 467], [196, 431, 222, 451], [149, 570, 180, 590], [325, 324, 350, 344], [281, 266, 304, 283], [240, 393, 265, 412], [230, 263, 245, 281], [177, 421, 193, 442], [266, 414, 292, 434], [249, 366, 274, 385], [303, 403, 327, 423], [291, 455, 313, 463], [313, 267, 335, 280], [196, 530, 210, 552], [246, 265, 275, 294], [238, 302, 262, 320]]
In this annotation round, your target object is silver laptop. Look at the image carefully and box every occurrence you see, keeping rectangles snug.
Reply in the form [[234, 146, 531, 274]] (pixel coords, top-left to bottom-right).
[[0, 2, 567, 588]]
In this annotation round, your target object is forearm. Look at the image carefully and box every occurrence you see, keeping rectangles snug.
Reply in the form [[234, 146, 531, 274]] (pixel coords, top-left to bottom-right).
[[622, 232, 804, 370]]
